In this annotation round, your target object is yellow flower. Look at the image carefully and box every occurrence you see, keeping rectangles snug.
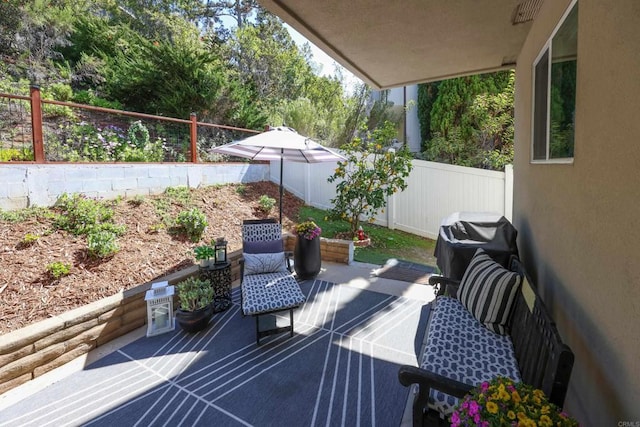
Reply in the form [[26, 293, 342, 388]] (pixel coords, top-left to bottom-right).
[[507, 410, 516, 420], [486, 401, 499, 414], [512, 390, 521, 404], [539, 414, 552, 427], [499, 389, 511, 401], [540, 405, 550, 415]]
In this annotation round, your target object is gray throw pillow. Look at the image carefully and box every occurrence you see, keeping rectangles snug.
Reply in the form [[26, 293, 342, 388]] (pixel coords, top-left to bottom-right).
[[457, 248, 522, 335], [243, 252, 288, 275]]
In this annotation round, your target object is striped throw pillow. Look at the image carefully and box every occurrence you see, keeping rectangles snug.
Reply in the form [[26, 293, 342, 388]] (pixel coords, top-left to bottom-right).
[[457, 249, 522, 335]]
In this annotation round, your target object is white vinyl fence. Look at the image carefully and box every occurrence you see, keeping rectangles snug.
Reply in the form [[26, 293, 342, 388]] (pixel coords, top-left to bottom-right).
[[1, 160, 511, 241], [271, 159, 513, 240]]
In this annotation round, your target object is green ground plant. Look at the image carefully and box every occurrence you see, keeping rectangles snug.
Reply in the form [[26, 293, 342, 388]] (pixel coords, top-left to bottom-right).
[[258, 195, 276, 213], [87, 230, 119, 258], [175, 208, 208, 242], [54, 193, 116, 235], [47, 261, 71, 279], [21, 233, 40, 246]]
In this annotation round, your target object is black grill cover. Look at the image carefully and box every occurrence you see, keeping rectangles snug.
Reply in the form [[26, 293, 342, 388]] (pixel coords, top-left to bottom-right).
[[434, 212, 519, 280]]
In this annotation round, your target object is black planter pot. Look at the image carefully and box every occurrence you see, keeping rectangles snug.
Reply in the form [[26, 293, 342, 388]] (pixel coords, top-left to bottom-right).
[[294, 236, 321, 280], [175, 304, 213, 333]]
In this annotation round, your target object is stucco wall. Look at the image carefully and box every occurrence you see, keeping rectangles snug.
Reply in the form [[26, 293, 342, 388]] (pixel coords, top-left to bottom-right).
[[0, 163, 269, 211], [513, 0, 640, 424]]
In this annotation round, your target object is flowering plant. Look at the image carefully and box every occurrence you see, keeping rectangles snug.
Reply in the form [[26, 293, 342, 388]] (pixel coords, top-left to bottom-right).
[[451, 376, 578, 427], [295, 220, 321, 240]]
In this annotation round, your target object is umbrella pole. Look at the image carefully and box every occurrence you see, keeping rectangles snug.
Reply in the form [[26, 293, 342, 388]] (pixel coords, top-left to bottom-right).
[[279, 150, 284, 224]]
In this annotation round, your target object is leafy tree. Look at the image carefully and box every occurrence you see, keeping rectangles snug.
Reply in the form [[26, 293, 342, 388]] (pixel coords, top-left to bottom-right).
[[0, 0, 23, 56], [328, 122, 413, 236], [421, 71, 514, 170], [417, 81, 440, 150]]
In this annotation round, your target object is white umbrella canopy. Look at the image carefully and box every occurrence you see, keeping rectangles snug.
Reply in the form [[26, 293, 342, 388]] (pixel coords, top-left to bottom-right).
[[211, 126, 345, 223]]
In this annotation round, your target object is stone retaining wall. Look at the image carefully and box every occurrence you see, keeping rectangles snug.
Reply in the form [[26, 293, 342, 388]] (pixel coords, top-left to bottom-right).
[[0, 237, 353, 394]]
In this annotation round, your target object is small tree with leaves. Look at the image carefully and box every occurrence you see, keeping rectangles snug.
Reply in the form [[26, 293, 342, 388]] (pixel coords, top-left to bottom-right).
[[328, 121, 413, 237]]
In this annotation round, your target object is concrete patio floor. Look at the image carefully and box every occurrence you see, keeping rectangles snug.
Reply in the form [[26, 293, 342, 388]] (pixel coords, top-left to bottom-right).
[[0, 261, 436, 423]]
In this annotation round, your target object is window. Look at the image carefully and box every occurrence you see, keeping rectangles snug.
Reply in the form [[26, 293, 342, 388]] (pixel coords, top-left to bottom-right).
[[532, 1, 578, 162]]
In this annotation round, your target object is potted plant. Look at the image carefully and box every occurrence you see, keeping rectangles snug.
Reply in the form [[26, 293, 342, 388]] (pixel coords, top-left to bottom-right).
[[175, 277, 214, 333], [193, 245, 215, 267], [293, 219, 322, 280], [451, 376, 578, 427]]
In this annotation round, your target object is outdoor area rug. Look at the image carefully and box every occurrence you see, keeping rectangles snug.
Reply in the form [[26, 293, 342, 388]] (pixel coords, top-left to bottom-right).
[[374, 259, 438, 285], [0, 279, 431, 427]]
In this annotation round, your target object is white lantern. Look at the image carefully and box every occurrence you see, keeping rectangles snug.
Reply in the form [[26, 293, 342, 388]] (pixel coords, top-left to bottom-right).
[[145, 281, 175, 337]]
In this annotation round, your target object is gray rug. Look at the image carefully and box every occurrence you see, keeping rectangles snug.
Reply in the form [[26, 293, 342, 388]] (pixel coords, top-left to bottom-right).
[[0, 280, 431, 427], [375, 259, 438, 285]]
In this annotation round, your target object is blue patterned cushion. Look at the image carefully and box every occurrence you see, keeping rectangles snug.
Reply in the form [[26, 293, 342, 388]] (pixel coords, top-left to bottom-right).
[[243, 239, 284, 254], [243, 252, 288, 275], [457, 248, 522, 335], [422, 296, 521, 416], [242, 272, 306, 315]]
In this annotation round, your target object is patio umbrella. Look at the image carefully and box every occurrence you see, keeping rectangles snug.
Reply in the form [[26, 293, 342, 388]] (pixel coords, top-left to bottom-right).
[[211, 126, 345, 223]]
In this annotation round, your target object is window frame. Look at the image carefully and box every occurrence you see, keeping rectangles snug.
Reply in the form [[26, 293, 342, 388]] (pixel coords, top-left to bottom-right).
[[531, 0, 578, 164]]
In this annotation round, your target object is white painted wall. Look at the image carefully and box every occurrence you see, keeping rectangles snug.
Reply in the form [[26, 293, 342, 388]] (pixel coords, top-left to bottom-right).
[[0, 163, 269, 210]]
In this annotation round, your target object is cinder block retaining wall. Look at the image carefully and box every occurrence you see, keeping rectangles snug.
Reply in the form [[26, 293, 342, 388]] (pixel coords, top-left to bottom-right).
[[0, 237, 352, 394], [0, 163, 269, 211]]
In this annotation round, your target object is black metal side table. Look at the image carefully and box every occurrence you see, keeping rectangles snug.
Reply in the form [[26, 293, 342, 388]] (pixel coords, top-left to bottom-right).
[[200, 262, 232, 312]]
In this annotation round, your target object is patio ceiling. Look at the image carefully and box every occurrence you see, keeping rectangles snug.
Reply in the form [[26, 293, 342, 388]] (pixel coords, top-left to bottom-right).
[[258, 0, 541, 89]]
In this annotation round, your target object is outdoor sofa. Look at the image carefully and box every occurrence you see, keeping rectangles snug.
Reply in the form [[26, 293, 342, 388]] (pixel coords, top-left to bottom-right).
[[398, 249, 574, 426]]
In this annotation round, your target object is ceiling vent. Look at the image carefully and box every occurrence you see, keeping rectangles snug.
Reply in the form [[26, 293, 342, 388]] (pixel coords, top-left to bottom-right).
[[512, 0, 544, 25]]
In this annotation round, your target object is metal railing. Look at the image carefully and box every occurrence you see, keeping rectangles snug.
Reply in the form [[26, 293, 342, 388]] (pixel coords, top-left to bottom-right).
[[0, 86, 260, 163]]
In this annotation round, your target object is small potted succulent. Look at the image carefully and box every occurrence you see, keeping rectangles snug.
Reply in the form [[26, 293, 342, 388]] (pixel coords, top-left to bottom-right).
[[175, 277, 214, 333], [193, 245, 215, 267]]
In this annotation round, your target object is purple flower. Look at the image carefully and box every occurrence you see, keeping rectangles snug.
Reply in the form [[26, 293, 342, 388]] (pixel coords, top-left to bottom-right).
[[450, 412, 460, 427], [468, 401, 480, 416]]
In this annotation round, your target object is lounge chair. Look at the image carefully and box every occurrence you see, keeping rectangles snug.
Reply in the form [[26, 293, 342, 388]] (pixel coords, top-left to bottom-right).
[[240, 219, 306, 344]]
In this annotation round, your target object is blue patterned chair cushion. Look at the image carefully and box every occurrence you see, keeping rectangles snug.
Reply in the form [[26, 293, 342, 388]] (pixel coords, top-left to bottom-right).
[[242, 222, 282, 242], [242, 272, 306, 316], [422, 296, 521, 417]]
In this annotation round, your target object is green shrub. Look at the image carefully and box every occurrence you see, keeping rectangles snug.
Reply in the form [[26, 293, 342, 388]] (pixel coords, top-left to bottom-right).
[[164, 186, 192, 205], [54, 193, 115, 235], [0, 207, 53, 222], [235, 184, 247, 195], [22, 233, 40, 246], [47, 262, 71, 279], [175, 208, 208, 242], [46, 83, 73, 102], [258, 195, 276, 213], [53, 193, 125, 237], [87, 230, 119, 258], [176, 277, 213, 311], [0, 147, 33, 161]]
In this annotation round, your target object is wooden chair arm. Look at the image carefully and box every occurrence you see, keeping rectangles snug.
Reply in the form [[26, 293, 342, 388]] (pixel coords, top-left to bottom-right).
[[398, 365, 473, 427], [428, 275, 461, 297]]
